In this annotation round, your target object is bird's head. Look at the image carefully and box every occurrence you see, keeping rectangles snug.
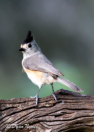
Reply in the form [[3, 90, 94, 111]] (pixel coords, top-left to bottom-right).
[[19, 30, 40, 56]]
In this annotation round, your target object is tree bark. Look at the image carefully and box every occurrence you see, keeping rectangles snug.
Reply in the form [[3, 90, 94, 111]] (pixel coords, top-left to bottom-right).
[[0, 89, 94, 132]]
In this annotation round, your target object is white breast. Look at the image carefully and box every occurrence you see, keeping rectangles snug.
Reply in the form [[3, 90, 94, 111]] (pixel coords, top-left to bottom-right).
[[23, 67, 56, 88]]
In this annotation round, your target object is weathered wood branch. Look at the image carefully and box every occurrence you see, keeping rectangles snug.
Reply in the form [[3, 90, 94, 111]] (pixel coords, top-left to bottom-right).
[[0, 89, 94, 132]]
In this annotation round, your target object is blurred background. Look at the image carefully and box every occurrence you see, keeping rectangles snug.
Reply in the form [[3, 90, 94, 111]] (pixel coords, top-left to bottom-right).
[[0, 0, 94, 100]]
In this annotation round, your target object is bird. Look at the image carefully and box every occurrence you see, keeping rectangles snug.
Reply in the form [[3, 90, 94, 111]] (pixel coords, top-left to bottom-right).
[[19, 30, 83, 105]]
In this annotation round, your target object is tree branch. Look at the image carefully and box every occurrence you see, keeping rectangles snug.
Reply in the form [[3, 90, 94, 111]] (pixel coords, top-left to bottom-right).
[[0, 89, 94, 132]]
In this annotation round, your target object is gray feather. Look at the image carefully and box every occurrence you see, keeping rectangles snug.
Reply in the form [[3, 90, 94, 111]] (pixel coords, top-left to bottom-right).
[[22, 52, 64, 76], [57, 77, 83, 92]]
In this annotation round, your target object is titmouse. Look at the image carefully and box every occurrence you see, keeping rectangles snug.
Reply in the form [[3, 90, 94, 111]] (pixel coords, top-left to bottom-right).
[[19, 30, 83, 105]]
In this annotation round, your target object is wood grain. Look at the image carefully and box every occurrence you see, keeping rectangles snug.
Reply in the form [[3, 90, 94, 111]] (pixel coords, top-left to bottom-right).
[[0, 89, 94, 132]]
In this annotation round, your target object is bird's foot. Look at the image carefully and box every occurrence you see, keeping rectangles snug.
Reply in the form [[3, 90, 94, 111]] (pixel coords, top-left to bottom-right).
[[30, 94, 39, 105], [52, 93, 57, 101]]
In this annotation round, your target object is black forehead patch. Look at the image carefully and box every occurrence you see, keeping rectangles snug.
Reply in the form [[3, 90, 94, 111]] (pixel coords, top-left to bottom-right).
[[22, 30, 33, 44]]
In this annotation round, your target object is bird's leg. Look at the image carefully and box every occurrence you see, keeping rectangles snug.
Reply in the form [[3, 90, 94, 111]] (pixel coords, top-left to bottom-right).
[[30, 87, 41, 105], [51, 83, 57, 101]]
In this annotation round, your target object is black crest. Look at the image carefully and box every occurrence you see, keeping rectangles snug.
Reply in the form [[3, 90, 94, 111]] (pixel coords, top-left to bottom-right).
[[22, 30, 33, 44]]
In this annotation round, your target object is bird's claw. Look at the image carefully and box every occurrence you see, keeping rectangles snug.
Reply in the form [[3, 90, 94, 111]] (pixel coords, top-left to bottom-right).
[[30, 94, 39, 105], [52, 93, 57, 101]]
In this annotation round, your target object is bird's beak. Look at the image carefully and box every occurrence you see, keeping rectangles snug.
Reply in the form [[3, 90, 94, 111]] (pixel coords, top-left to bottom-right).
[[19, 48, 25, 51]]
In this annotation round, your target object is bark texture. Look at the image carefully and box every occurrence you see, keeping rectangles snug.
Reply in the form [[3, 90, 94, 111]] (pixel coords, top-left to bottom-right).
[[0, 89, 94, 132]]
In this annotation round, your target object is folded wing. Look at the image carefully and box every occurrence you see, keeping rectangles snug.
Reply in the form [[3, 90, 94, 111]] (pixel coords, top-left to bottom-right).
[[22, 53, 64, 76]]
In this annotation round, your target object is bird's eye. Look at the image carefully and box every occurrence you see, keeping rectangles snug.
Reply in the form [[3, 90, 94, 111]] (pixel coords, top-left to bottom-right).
[[28, 44, 32, 48]]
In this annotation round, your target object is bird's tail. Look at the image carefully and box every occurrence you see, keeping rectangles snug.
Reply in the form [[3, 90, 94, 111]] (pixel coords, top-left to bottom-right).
[[57, 77, 83, 92]]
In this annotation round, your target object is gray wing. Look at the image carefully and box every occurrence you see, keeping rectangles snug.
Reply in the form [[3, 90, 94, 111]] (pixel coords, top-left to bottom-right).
[[23, 53, 64, 76]]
